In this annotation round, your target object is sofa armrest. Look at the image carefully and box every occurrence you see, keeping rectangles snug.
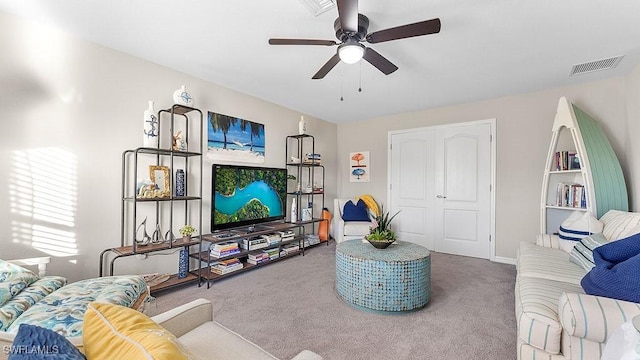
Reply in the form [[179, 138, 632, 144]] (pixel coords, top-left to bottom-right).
[[559, 292, 640, 343], [536, 234, 561, 249], [291, 350, 324, 360], [151, 298, 213, 338], [7, 257, 51, 277]]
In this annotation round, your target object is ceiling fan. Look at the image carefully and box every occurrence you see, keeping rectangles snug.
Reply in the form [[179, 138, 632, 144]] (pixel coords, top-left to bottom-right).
[[268, 0, 441, 79]]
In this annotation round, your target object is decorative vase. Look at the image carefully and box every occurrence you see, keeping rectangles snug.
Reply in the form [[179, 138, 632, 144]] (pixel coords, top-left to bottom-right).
[[175, 169, 185, 197], [291, 197, 297, 222], [173, 85, 194, 107], [178, 249, 189, 279], [298, 116, 307, 135], [143, 101, 158, 148]]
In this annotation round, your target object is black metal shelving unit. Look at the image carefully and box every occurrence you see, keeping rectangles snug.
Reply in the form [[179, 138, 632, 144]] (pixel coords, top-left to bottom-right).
[[100, 104, 203, 293], [285, 134, 326, 243]]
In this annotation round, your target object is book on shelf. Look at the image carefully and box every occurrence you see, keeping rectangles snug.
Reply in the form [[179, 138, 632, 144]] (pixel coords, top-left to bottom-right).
[[212, 241, 239, 251], [303, 234, 321, 247], [210, 248, 241, 258], [260, 233, 281, 246], [248, 252, 270, 261], [240, 237, 269, 251], [282, 243, 299, 254], [210, 241, 240, 258], [554, 182, 586, 208], [210, 258, 243, 275], [277, 230, 295, 242], [211, 265, 243, 275], [554, 150, 581, 171], [303, 153, 322, 165], [262, 248, 280, 260], [246, 257, 270, 265]]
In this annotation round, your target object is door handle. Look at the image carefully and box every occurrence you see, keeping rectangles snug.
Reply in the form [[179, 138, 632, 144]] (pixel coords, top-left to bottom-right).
[[436, 195, 447, 199]]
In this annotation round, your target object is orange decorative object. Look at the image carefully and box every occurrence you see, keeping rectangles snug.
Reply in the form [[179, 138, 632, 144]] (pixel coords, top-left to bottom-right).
[[319, 208, 332, 241]]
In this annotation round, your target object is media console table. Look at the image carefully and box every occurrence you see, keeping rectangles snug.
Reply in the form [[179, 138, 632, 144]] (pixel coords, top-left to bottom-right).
[[335, 239, 431, 312]]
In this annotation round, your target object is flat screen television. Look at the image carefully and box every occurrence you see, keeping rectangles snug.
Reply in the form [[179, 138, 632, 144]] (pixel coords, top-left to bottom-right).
[[211, 164, 287, 231]]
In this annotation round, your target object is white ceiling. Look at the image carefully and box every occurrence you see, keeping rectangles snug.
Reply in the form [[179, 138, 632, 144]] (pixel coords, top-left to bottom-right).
[[2, 1, 640, 123]]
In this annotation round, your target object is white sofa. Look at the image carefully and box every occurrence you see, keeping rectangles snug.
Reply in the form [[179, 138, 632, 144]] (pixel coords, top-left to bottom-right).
[[331, 198, 372, 243], [151, 298, 322, 360], [515, 210, 640, 359], [1, 298, 322, 360]]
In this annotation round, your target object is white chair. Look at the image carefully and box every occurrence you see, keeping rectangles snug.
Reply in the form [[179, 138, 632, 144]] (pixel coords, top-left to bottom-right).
[[331, 198, 372, 244]]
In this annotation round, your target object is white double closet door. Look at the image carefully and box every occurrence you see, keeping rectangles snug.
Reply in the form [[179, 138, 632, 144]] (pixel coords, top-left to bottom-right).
[[389, 120, 494, 259]]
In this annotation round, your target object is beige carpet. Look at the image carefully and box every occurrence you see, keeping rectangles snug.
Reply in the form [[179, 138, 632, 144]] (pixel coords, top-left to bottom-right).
[[148, 241, 517, 360]]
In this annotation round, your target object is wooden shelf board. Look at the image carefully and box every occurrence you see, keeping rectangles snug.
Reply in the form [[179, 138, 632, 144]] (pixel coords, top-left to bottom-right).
[[150, 273, 197, 293], [111, 238, 200, 256], [200, 251, 301, 282]]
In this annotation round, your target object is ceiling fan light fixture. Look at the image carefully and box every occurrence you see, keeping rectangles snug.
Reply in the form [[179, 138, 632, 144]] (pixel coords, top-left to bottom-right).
[[338, 42, 365, 64]]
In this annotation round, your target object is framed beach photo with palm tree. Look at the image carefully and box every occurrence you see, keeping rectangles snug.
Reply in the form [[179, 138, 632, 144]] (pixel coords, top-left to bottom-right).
[[207, 111, 265, 163]]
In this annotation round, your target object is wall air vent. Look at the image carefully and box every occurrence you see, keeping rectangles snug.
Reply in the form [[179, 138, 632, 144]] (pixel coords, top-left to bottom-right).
[[298, 0, 336, 16], [569, 55, 624, 76]]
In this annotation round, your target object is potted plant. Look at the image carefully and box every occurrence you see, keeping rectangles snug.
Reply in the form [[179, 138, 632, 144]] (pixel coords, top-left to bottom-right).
[[366, 204, 400, 249], [179, 225, 197, 241]]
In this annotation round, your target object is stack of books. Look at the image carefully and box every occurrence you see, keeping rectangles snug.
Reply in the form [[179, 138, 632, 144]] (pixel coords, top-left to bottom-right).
[[211, 258, 243, 275], [210, 241, 241, 258], [247, 252, 270, 265], [304, 153, 321, 165], [282, 243, 299, 255], [240, 237, 269, 251], [278, 230, 295, 242], [262, 248, 280, 260], [260, 233, 281, 246], [303, 234, 321, 247]]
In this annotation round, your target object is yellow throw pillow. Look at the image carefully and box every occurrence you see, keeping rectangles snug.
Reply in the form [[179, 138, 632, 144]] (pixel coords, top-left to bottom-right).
[[83, 302, 192, 360]]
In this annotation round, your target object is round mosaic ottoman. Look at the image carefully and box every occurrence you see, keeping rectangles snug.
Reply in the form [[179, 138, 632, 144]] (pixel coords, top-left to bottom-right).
[[336, 239, 431, 313]]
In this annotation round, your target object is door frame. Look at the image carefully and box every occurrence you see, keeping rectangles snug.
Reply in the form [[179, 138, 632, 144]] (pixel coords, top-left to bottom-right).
[[387, 118, 497, 261]]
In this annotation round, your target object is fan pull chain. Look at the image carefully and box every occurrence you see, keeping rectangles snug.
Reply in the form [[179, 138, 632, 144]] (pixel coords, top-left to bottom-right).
[[340, 63, 344, 101], [358, 61, 362, 93]]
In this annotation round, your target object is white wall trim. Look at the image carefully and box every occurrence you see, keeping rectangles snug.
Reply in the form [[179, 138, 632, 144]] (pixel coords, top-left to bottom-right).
[[493, 256, 517, 266]]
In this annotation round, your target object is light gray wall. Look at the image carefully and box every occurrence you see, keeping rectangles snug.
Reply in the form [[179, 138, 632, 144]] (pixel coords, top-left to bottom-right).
[[337, 77, 629, 261], [625, 63, 640, 210], [0, 11, 337, 281]]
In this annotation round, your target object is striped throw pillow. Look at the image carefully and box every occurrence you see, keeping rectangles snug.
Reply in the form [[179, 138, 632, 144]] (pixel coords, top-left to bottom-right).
[[569, 233, 608, 270], [558, 211, 603, 252]]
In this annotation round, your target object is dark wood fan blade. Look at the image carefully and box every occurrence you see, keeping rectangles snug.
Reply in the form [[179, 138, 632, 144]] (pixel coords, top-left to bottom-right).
[[312, 54, 341, 79], [269, 39, 337, 46], [337, 0, 358, 33], [362, 47, 398, 75], [366, 18, 441, 44]]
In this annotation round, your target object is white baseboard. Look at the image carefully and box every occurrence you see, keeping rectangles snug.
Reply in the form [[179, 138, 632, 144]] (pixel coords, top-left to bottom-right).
[[493, 256, 517, 265]]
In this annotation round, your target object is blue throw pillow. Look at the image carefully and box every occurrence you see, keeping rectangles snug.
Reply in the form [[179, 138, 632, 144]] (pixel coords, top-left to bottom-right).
[[8, 324, 86, 360], [580, 232, 640, 303], [342, 199, 370, 222]]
